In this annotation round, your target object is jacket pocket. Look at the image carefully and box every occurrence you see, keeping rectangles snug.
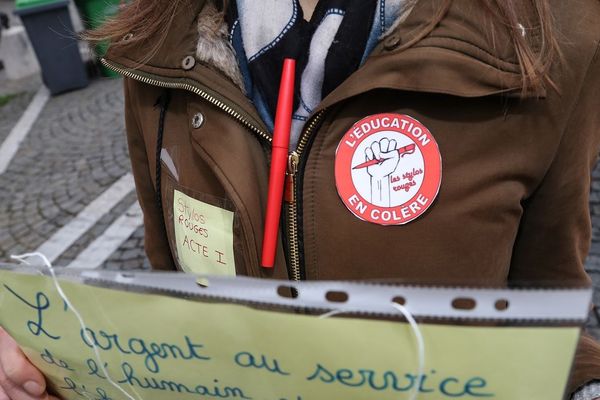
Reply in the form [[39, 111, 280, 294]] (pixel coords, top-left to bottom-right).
[[162, 170, 241, 276]]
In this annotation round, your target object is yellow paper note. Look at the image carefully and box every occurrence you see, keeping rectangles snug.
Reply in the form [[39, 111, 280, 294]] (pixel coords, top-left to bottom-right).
[[173, 189, 235, 275], [0, 271, 580, 400]]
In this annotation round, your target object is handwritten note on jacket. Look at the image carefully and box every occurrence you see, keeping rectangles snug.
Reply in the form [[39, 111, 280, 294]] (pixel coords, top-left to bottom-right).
[[0, 271, 579, 400], [173, 189, 236, 276]]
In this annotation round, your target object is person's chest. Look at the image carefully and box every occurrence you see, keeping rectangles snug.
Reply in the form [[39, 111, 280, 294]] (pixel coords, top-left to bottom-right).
[[103, 0, 589, 282], [115, 58, 565, 285]]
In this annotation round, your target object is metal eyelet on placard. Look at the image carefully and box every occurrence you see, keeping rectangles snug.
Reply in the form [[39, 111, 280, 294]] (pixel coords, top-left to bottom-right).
[[182, 55, 196, 70], [192, 112, 205, 129], [384, 33, 402, 50]]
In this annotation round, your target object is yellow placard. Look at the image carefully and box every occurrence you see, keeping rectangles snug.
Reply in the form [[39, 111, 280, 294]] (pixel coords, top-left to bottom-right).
[[173, 189, 235, 276], [0, 271, 579, 400]]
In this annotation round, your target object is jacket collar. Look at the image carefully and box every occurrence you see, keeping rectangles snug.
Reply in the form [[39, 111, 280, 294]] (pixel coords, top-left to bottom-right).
[[105, 0, 541, 123], [317, 0, 543, 113]]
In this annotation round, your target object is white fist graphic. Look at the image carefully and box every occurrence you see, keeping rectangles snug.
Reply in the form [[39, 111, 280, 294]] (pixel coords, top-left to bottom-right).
[[365, 138, 400, 179], [364, 138, 400, 207]]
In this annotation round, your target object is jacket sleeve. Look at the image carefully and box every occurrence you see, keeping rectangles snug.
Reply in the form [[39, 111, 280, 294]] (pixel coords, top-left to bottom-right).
[[123, 78, 176, 271], [508, 44, 600, 395]]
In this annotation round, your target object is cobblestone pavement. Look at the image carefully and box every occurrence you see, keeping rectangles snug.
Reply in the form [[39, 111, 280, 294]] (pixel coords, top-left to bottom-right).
[[0, 75, 148, 270], [0, 73, 599, 339], [0, 73, 42, 145], [584, 166, 600, 338], [0, 90, 33, 142]]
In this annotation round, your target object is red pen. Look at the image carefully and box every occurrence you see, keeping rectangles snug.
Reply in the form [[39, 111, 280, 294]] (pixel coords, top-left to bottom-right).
[[261, 58, 296, 269]]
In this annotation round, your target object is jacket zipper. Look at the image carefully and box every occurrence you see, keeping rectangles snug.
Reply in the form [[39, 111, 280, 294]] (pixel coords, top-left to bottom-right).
[[102, 58, 325, 281], [284, 110, 327, 281], [101, 58, 272, 144]]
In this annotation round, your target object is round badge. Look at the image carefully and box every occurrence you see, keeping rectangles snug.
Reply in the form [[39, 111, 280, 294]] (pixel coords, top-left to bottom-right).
[[335, 114, 442, 226]]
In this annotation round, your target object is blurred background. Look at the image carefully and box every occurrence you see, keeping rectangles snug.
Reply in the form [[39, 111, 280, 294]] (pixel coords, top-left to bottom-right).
[[0, 0, 598, 338], [0, 0, 148, 268]]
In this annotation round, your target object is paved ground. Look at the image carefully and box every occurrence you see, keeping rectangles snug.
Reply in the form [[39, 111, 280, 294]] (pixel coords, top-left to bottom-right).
[[0, 89, 34, 143], [0, 69, 599, 337], [0, 74, 148, 271], [584, 167, 600, 337]]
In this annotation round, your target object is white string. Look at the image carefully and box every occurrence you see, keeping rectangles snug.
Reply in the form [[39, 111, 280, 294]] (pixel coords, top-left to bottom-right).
[[392, 302, 425, 400], [319, 304, 425, 400], [318, 308, 347, 319], [11, 252, 139, 400]]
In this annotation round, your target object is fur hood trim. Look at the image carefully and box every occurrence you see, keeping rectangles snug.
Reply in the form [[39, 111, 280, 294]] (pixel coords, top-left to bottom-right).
[[195, 3, 245, 92]]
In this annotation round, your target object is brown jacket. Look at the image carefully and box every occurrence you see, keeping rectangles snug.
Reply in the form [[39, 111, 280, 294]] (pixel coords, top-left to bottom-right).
[[104, 0, 600, 394]]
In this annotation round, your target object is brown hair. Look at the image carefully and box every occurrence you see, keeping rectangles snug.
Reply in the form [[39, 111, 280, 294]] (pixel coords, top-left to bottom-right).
[[84, 0, 192, 65], [88, 0, 559, 96]]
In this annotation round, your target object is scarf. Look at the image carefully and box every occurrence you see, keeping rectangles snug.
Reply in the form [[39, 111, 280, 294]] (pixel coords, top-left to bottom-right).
[[227, 0, 408, 147]]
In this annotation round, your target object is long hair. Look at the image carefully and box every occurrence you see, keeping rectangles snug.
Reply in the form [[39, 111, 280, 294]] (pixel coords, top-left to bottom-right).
[[87, 0, 560, 96]]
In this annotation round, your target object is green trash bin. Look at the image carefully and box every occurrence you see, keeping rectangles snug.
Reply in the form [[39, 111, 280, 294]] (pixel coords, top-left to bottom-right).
[[74, 0, 121, 77]]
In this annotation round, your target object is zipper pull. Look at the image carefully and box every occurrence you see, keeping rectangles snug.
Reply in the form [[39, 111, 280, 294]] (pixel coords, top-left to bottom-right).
[[284, 152, 299, 203]]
